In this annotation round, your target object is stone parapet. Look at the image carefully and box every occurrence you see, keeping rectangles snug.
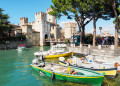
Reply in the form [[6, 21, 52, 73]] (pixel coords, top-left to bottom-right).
[[67, 46, 120, 57]]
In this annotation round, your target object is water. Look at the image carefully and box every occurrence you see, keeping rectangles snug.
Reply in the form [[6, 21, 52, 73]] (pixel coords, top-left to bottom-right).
[[0, 46, 120, 86]]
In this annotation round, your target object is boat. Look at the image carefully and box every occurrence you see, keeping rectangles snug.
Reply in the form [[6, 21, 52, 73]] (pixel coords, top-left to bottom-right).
[[17, 44, 26, 51], [88, 55, 120, 72], [59, 56, 117, 78], [52, 43, 67, 48], [34, 51, 73, 59], [31, 62, 104, 86], [45, 51, 73, 59], [34, 46, 73, 58]]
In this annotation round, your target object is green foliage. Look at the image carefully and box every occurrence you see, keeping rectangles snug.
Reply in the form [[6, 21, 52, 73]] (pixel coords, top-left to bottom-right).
[[113, 16, 120, 28], [0, 8, 12, 36], [65, 38, 70, 44], [99, 27, 102, 33]]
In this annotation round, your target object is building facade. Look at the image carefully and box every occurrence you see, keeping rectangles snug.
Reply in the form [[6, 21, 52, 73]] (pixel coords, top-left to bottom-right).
[[64, 22, 77, 39], [19, 8, 62, 46], [101, 31, 114, 37]]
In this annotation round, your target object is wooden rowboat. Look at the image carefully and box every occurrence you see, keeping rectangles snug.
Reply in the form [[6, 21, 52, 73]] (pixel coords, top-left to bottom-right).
[[59, 61, 117, 78], [31, 63, 104, 86]]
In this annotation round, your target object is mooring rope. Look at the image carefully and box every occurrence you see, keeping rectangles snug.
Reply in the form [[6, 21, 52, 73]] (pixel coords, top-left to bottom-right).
[[104, 77, 113, 86]]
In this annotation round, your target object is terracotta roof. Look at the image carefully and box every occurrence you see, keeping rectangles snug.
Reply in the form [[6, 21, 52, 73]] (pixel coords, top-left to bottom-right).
[[32, 29, 40, 33], [22, 24, 32, 26]]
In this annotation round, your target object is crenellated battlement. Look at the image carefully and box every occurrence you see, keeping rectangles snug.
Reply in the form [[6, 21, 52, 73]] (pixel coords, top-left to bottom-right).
[[20, 17, 28, 20], [64, 22, 77, 28], [46, 8, 56, 24], [46, 8, 52, 13], [20, 17, 28, 26], [35, 12, 47, 22]]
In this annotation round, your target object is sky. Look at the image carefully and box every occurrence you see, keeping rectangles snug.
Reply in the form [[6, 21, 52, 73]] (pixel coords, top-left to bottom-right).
[[0, 0, 115, 35]]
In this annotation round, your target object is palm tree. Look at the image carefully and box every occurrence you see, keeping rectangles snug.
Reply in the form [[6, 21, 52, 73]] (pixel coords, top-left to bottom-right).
[[99, 27, 102, 35]]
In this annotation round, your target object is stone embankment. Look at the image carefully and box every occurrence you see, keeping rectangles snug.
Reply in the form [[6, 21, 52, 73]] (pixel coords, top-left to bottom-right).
[[68, 45, 120, 57], [0, 41, 32, 50]]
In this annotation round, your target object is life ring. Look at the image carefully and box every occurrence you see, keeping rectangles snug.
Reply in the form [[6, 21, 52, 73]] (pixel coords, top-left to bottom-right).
[[65, 60, 69, 63], [72, 71, 78, 75], [80, 57, 85, 61], [65, 59, 71, 63], [114, 62, 119, 67], [80, 57, 85, 62]]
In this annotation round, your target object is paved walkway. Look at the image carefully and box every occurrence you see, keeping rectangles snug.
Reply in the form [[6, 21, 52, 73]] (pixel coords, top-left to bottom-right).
[[68, 45, 120, 57]]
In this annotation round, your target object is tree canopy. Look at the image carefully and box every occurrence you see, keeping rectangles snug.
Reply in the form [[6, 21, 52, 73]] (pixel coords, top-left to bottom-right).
[[103, 0, 120, 48], [50, 0, 120, 48], [49, 0, 94, 44], [0, 8, 12, 37]]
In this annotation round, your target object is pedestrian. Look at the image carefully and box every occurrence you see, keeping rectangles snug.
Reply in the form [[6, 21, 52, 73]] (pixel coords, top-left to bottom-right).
[[102, 37, 104, 45]]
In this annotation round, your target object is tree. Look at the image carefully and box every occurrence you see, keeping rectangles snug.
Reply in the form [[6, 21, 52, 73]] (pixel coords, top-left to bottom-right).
[[86, 0, 114, 47], [49, 0, 92, 45], [113, 16, 120, 28], [103, 0, 120, 48], [0, 8, 12, 37], [99, 27, 102, 34]]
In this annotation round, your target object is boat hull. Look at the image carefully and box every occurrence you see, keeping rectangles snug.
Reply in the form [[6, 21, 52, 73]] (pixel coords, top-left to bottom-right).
[[17, 47, 26, 51], [45, 52, 73, 59], [31, 64, 104, 86], [59, 61, 117, 78]]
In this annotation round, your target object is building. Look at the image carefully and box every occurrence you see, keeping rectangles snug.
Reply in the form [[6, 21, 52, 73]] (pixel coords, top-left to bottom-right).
[[19, 8, 62, 46], [101, 31, 113, 37], [64, 22, 77, 39]]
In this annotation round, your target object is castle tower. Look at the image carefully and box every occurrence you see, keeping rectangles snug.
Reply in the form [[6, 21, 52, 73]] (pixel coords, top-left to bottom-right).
[[20, 17, 28, 26], [35, 12, 47, 24], [64, 22, 77, 39], [46, 8, 57, 24]]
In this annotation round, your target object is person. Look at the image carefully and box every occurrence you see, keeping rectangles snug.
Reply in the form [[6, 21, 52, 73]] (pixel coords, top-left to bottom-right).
[[67, 39, 70, 45], [102, 37, 104, 45]]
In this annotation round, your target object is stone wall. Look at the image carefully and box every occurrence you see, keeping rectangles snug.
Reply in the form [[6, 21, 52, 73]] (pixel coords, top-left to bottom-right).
[[0, 41, 32, 50]]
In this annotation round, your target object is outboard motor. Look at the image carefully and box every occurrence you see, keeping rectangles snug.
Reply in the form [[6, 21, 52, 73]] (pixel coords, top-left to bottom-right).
[[38, 55, 45, 67]]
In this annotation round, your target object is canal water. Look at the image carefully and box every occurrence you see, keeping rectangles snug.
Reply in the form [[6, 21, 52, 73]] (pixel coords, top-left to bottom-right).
[[0, 46, 120, 86]]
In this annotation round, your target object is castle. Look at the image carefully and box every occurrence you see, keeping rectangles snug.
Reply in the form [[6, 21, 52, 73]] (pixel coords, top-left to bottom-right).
[[19, 8, 62, 46], [64, 22, 77, 39]]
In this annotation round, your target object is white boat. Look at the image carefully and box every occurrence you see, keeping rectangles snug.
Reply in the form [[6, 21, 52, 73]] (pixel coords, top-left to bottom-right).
[[59, 56, 117, 78], [17, 44, 26, 51], [84, 55, 120, 72], [52, 43, 67, 48], [34, 46, 70, 58]]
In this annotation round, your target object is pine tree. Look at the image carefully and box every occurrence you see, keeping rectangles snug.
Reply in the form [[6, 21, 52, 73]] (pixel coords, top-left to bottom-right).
[[0, 8, 12, 37], [49, 0, 92, 45]]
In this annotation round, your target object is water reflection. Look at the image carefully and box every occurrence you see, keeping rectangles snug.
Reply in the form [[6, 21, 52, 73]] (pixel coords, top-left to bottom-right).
[[31, 69, 87, 86]]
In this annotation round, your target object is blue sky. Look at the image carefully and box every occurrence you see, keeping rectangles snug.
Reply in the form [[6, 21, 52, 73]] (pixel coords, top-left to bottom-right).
[[0, 0, 115, 35]]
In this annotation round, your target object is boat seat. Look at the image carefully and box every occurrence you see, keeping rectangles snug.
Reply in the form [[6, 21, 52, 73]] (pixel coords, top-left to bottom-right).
[[75, 72, 84, 75], [51, 66, 74, 74]]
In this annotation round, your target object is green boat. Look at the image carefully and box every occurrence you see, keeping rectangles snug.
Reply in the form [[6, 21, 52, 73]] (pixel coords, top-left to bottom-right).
[[31, 63, 104, 86]]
